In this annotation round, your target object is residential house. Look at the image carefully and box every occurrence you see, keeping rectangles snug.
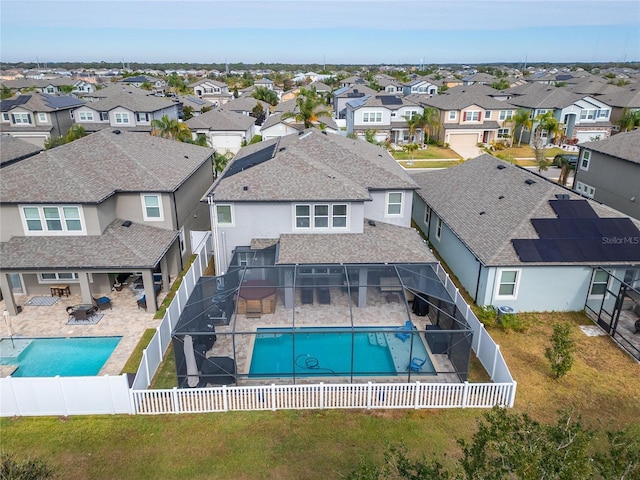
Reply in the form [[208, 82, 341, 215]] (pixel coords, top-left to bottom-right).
[[178, 95, 212, 117], [0, 135, 43, 168], [346, 94, 424, 144], [0, 93, 85, 147], [261, 98, 338, 141], [417, 85, 516, 153], [572, 130, 640, 220], [333, 85, 377, 119], [281, 81, 332, 103], [120, 75, 167, 93], [189, 79, 233, 106], [1, 78, 76, 95], [597, 86, 640, 131], [222, 96, 271, 119], [0, 129, 215, 315], [293, 72, 333, 84], [402, 79, 438, 96], [72, 90, 179, 132], [185, 109, 256, 154], [339, 75, 368, 89], [462, 73, 497, 86], [411, 155, 640, 313]]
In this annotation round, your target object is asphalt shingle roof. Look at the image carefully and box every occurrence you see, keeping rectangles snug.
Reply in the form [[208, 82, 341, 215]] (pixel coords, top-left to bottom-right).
[[411, 155, 639, 266], [208, 130, 417, 202], [0, 219, 178, 270], [185, 108, 255, 131], [277, 220, 436, 264], [0, 129, 215, 204], [580, 129, 640, 164], [0, 136, 43, 166]]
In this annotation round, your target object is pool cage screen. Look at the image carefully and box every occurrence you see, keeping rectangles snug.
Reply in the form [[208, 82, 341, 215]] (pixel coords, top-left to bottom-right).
[[172, 253, 473, 388]]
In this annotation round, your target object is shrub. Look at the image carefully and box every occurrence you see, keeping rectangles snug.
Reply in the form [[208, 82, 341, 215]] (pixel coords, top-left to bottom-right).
[[0, 452, 55, 479], [476, 305, 497, 323], [544, 322, 575, 378], [498, 312, 528, 332]]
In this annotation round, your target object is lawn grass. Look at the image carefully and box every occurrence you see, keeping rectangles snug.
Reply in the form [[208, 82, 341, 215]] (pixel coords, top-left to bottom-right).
[[391, 146, 461, 160], [496, 145, 573, 159], [398, 160, 462, 169], [120, 329, 156, 375], [2, 310, 638, 478]]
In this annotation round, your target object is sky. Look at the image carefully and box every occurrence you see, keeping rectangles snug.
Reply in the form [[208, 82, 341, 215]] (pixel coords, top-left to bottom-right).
[[1, 0, 639, 65]]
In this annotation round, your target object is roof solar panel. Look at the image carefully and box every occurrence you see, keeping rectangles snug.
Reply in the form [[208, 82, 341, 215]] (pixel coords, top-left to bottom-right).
[[549, 199, 597, 218], [220, 142, 278, 180], [0, 95, 31, 111], [41, 94, 84, 109], [377, 95, 402, 105], [513, 237, 640, 262]]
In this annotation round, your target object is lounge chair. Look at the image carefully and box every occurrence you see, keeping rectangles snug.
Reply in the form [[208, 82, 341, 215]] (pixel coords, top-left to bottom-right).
[[395, 320, 414, 342], [93, 296, 112, 310], [409, 357, 427, 372]]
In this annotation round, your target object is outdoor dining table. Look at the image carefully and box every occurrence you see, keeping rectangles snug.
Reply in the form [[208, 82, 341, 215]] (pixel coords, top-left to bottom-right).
[[69, 304, 97, 321], [50, 284, 71, 297]]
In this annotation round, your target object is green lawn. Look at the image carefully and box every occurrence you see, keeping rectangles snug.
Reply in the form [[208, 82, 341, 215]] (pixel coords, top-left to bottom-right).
[[398, 160, 462, 169], [2, 312, 639, 479], [391, 146, 461, 160]]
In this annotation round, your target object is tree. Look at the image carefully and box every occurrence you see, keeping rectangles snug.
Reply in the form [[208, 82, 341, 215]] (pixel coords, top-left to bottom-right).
[[251, 86, 278, 106], [182, 105, 194, 121], [151, 114, 192, 142], [418, 107, 440, 145], [59, 85, 74, 94], [44, 135, 67, 150], [617, 108, 640, 132], [404, 114, 422, 144], [491, 78, 510, 90], [213, 151, 233, 179], [65, 124, 87, 142], [557, 157, 576, 186], [251, 102, 266, 126], [140, 81, 153, 91], [1, 84, 14, 99], [201, 105, 212, 114], [545, 322, 575, 379], [509, 108, 533, 147], [536, 110, 564, 145], [281, 87, 331, 129]]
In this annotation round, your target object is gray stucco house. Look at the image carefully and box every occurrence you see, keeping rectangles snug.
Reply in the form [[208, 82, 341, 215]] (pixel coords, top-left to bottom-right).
[[0, 129, 215, 314], [572, 130, 640, 220], [411, 154, 640, 313]]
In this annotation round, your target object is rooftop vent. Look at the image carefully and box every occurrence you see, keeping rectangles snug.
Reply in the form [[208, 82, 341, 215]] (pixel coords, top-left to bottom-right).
[[368, 220, 376, 227], [112, 129, 121, 134], [184, 155, 189, 159], [479, 211, 486, 215], [496, 164, 506, 170], [279, 147, 286, 152], [498, 195, 505, 200], [525, 179, 536, 185], [121, 220, 132, 227], [243, 186, 248, 191], [555, 194, 570, 200], [322, 131, 328, 135]]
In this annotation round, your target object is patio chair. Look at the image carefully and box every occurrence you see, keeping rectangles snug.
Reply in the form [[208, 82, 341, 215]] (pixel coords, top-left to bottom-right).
[[634, 319, 640, 334], [395, 320, 414, 342], [409, 357, 427, 372], [137, 295, 147, 310], [93, 296, 112, 310], [66, 305, 76, 320]]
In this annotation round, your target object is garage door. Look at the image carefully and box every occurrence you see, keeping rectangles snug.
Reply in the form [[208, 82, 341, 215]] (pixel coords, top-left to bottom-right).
[[575, 130, 607, 143], [448, 133, 481, 159]]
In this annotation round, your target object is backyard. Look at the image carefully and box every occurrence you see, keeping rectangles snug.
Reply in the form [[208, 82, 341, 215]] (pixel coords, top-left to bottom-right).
[[2, 311, 638, 479]]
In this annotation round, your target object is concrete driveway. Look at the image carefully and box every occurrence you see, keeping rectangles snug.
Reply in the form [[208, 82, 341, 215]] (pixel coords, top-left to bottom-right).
[[451, 144, 484, 160]]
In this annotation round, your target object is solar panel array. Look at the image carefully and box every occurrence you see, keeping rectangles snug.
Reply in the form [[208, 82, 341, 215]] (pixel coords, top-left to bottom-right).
[[512, 200, 640, 262], [220, 141, 278, 180], [376, 95, 402, 106], [41, 94, 84, 109], [0, 95, 31, 111]]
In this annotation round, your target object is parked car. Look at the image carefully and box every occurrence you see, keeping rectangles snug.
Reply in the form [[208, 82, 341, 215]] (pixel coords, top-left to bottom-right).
[[552, 154, 578, 167]]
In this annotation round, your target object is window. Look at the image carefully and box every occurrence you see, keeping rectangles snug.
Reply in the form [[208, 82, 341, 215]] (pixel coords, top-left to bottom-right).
[[314, 205, 329, 228], [115, 112, 130, 124], [2, 113, 9, 122], [436, 218, 443, 240], [38, 272, 79, 283], [363, 112, 382, 123], [424, 206, 431, 225], [598, 109, 609, 118], [485, 110, 492, 119], [142, 194, 163, 221], [215, 204, 232, 225], [37, 113, 47, 123], [580, 150, 591, 170], [405, 110, 418, 119], [499, 110, 513, 121], [498, 128, 510, 138], [589, 270, 609, 296], [295, 205, 310, 228], [463, 111, 481, 122], [332, 204, 347, 228], [575, 181, 595, 198], [136, 112, 149, 122], [496, 269, 521, 299], [78, 111, 94, 122], [12, 113, 31, 124], [580, 109, 597, 120], [21, 205, 83, 234], [100, 112, 109, 121], [448, 111, 456, 120], [178, 227, 186, 254], [386, 192, 403, 215]]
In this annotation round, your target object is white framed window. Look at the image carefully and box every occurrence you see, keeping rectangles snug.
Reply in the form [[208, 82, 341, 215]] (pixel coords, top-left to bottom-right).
[[237, 252, 250, 266], [495, 269, 521, 299], [2, 113, 9, 122], [136, 112, 149, 122], [332, 204, 347, 228], [115, 112, 130, 124], [178, 227, 186, 254], [78, 111, 94, 122], [215, 204, 233, 225], [485, 110, 492, 119], [363, 112, 382, 123], [313, 204, 329, 228], [38, 272, 80, 283], [12, 113, 31, 124], [435, 217, 443, 240], [580, 109, 597, 120], [598, 109, 609, 118], [405, 110, 419, 119], [20, 205, 84, 235], [424, 206, 431, 225], [142, 194, 163, 221], [448, 111, 456, 120], [295, 205, 311, 228], [580, 150, 591, 171], [463, 111, 481, 122], [100, 112, 109, 121], [499, 110, 513, 121], [37, 112, 47, 123], [589, 270, 610, 296], [498, 128, 510, 138], [386, 192, 403, 216], [575, 181, 595, 199]]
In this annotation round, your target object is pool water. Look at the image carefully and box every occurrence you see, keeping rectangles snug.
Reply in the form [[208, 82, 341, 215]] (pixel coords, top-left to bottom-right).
[[249, 327, 434, 377], [0, 337, 122, 377]]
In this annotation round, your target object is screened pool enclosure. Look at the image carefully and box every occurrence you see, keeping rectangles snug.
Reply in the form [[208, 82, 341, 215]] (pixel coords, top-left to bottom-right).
[[173, 249, 473, 388]]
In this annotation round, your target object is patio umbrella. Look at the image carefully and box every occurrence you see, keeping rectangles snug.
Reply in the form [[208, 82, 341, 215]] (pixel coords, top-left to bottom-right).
[[183, 334, 200, 388]]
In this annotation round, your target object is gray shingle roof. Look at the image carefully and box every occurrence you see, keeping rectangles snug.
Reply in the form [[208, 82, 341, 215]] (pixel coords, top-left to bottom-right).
[[208, 130, 417, 202], [507, 86, 583, 109], [411, 155, 639, 266], [0, 219, 178, 270], [597, 86, 640, 108], [580, 129, 640, 164], [0, 93, 84, 113], [277, 220, 436, 264], [0, 136, 43, 166], [0, 129, 214, 204], [221, 96, 269, 113], [421, 86, 514, 110], [87, 92, 175, 112], [185, 109, 255, 131]]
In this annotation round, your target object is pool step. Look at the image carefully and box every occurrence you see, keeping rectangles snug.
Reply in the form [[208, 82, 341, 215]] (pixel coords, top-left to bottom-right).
[[368, 333, 388, 347]]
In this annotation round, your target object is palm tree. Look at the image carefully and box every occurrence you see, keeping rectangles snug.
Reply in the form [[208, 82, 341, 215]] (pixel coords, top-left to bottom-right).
[[281, 88, 331, 129], [617, 108, 640, 132], [404, 114, 422, 144], [418, 107, 440, 146], [251, 86, 278, 106], [536, 111, 563, 145], [65, 125, 87, 142], [509, 109, 533, 147], [557, 157, 575, 186], [151, 115, 192, 142]]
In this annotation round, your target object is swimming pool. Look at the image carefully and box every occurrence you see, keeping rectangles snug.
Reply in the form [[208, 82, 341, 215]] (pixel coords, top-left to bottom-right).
[[0, 337, 122, 377], [249, 327, 435, 378]]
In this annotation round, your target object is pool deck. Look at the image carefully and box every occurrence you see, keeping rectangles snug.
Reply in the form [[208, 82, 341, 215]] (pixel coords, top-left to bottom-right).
[[0, 288, 164, 377]]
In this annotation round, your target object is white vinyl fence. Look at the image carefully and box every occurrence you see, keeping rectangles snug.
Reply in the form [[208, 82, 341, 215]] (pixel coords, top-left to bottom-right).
[[1, 233, 517, 417]]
